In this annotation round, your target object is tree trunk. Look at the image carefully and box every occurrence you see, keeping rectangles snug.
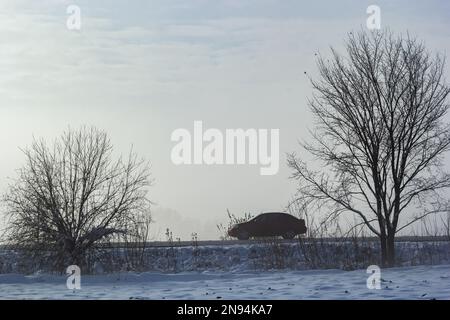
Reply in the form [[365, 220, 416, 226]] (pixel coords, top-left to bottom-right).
[[386, 232, 396, 267], [380, 233, 387, 267], [380, 233, 396, 267]]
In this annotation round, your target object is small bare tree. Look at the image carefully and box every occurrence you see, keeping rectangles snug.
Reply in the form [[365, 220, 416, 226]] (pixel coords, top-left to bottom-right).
[[288, 30, 450, 267], [3, 126, 152, 271]]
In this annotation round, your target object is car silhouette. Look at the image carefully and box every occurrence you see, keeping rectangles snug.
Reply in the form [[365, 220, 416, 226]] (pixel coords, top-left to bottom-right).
[[227, 212, 307, 240]]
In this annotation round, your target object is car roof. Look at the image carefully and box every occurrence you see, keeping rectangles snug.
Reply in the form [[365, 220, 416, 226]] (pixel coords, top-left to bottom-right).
[[253, 212, 297, 218]]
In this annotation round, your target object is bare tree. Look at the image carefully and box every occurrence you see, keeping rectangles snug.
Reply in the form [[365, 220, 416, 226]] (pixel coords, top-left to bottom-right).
[[443, 212, 450, 241], [3, 126, 152, 270], [288, 30, 450, 267]]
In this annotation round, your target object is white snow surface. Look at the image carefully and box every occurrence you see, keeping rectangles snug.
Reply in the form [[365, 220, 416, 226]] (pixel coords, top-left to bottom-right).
[[0, 264, 449, 300]]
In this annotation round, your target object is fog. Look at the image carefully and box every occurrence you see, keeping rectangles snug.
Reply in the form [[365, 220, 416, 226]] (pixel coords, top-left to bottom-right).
[[0, 0, 449, 239]]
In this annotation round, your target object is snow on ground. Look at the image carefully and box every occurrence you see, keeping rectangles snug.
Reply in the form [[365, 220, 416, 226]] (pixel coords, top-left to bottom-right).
[[0, 264, 449, 300], [1, 241, 449, 299]]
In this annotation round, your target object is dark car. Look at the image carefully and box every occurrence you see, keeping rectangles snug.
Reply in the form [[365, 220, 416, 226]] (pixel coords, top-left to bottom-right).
[[227, 212, 307, 240]]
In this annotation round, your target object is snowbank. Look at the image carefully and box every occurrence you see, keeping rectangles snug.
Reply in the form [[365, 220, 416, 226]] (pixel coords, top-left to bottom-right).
[[1, 240, 450, 274]]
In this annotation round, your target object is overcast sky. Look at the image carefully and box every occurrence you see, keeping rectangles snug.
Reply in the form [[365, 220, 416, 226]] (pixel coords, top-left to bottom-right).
[[1, 0, 449, 239]]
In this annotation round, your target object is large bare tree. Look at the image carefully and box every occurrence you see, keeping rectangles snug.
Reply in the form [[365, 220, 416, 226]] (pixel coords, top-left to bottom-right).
[[3, 127, 152, 270], [288, 30, 450, 267]]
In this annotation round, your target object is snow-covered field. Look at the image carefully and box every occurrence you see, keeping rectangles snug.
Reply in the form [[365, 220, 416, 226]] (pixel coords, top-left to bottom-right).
[[1, 241, 449, 299], [0, 264, 449, 300]]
